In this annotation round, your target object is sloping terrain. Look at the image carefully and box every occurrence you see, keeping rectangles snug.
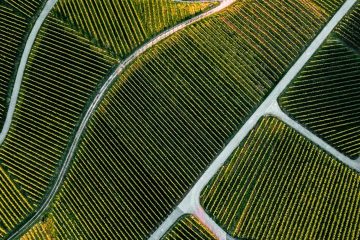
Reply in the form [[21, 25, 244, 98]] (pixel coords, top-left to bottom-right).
[[0, 0, 47, 130], [0, 15, 116, 238]]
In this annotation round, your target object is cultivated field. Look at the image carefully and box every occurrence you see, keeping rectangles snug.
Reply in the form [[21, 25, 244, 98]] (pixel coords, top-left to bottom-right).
[[161, 215, 216, 240], [0, 5, 27, 124], [18, 0, 348, 239], [0, 0, 47, 128], [52, 0, 214, 58], [280, 3, 360, 159], [336, 3, 360, 50], [4, 0, 45, 19], [313, 0, 347, 13], [201, 117, 360, 239], [0, 1, 216, 238], [0, 16, 116, 238], [20, 213, 56, 240]]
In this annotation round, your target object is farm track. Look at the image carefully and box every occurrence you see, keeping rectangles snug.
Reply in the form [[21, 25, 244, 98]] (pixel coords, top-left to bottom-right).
[[266, 102, 360, 170], [0, 0, 59, 145], [6, 0, 236, 239], [4, 0, 359, 239], [150, 0, 359, 239]]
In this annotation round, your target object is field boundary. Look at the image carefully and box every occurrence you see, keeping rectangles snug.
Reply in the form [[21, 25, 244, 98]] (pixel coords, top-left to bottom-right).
[[6, 0, 236, 239], [149, 0, 358, 239], [0, 0, 59, 145]]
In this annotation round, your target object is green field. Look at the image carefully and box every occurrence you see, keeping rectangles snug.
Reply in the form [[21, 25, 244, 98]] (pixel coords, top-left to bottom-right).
[[0, 16, 116, 238], [17, 0, 348, 239], [53, 0, 214, 58], [19, 213, 56, 240], [201, 116, 360, 239], [161, 215, 216, 240], [0, 0, 214, 238], [4, 0, 45, 19], [280, 3, 360, 159], [336, 3, 360, 51], [0, 0, 48, 128], [0, 5, 28, 124], [0, 2, 51, 237]]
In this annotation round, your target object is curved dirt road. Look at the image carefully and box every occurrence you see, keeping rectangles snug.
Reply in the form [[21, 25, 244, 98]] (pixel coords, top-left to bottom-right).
[[7, 0, 235, 239]]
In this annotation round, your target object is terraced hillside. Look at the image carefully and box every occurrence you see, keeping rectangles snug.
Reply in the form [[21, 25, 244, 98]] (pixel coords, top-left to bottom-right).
[[53, 0, 214, 58], [18, 0, 348, 239], [161, 215, 216, 240], [201, 117, 360, 239], [280, 3, 360, 159]]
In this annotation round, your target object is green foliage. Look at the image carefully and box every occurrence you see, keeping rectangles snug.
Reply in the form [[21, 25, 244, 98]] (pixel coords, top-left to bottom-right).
[[201, 117, 360, 239], [53, 0, 213, 58], [162, 215, 216, 240], [25, 0, 345, 239]]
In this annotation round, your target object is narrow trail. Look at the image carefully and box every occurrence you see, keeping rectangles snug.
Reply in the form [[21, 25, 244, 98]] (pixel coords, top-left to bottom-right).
[[150, 0, 358, 239], [265, 102, 360, 170], [6, 0, 236, 239], [0, 0, 59, 145]]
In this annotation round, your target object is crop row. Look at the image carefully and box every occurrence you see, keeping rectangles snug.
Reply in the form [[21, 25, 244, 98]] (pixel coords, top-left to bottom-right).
[[0, 0, 46, 127], [1, 1, 215, 237], [0, 165, 32, 239], [280, 36, 360, 159], [5, 0, 45, 19], [201, 117, 360, 239], [0, 5, 28, 124], [0, 2, 48, 237], [279, 3, 360, 159], [335, 3, 360, 50], [0, 16, 116, 237], [53, 0, 213, 58], [313, 0, 346, 14], [19, 0, 347, 239], [20, 213, 56, 240], [161, 215, 216, 240]]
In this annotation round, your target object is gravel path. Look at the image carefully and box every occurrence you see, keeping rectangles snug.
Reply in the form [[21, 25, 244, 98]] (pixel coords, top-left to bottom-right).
[[150, 0, 358, 239], [6, 0, 236, 238]]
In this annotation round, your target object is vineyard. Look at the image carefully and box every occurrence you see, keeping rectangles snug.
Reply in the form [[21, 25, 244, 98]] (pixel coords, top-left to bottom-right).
[[201, 117, 360, 239], [313, 0, 348, 13], [0, 0, 47, 129], [0, 5, 28, 124], [20, 214, 56, 240], [0, 0, 356, 239], [14, 0, 349, 239], [0, 2, 49, 237], [0, 1, 216, 238], [53, 0, 213, 58], [0, 16, 116, 238], [161, 215, 216, 240], [4, 0, 45, 19], [280, 3, 360, 159], [336, 3, 360, 50]]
